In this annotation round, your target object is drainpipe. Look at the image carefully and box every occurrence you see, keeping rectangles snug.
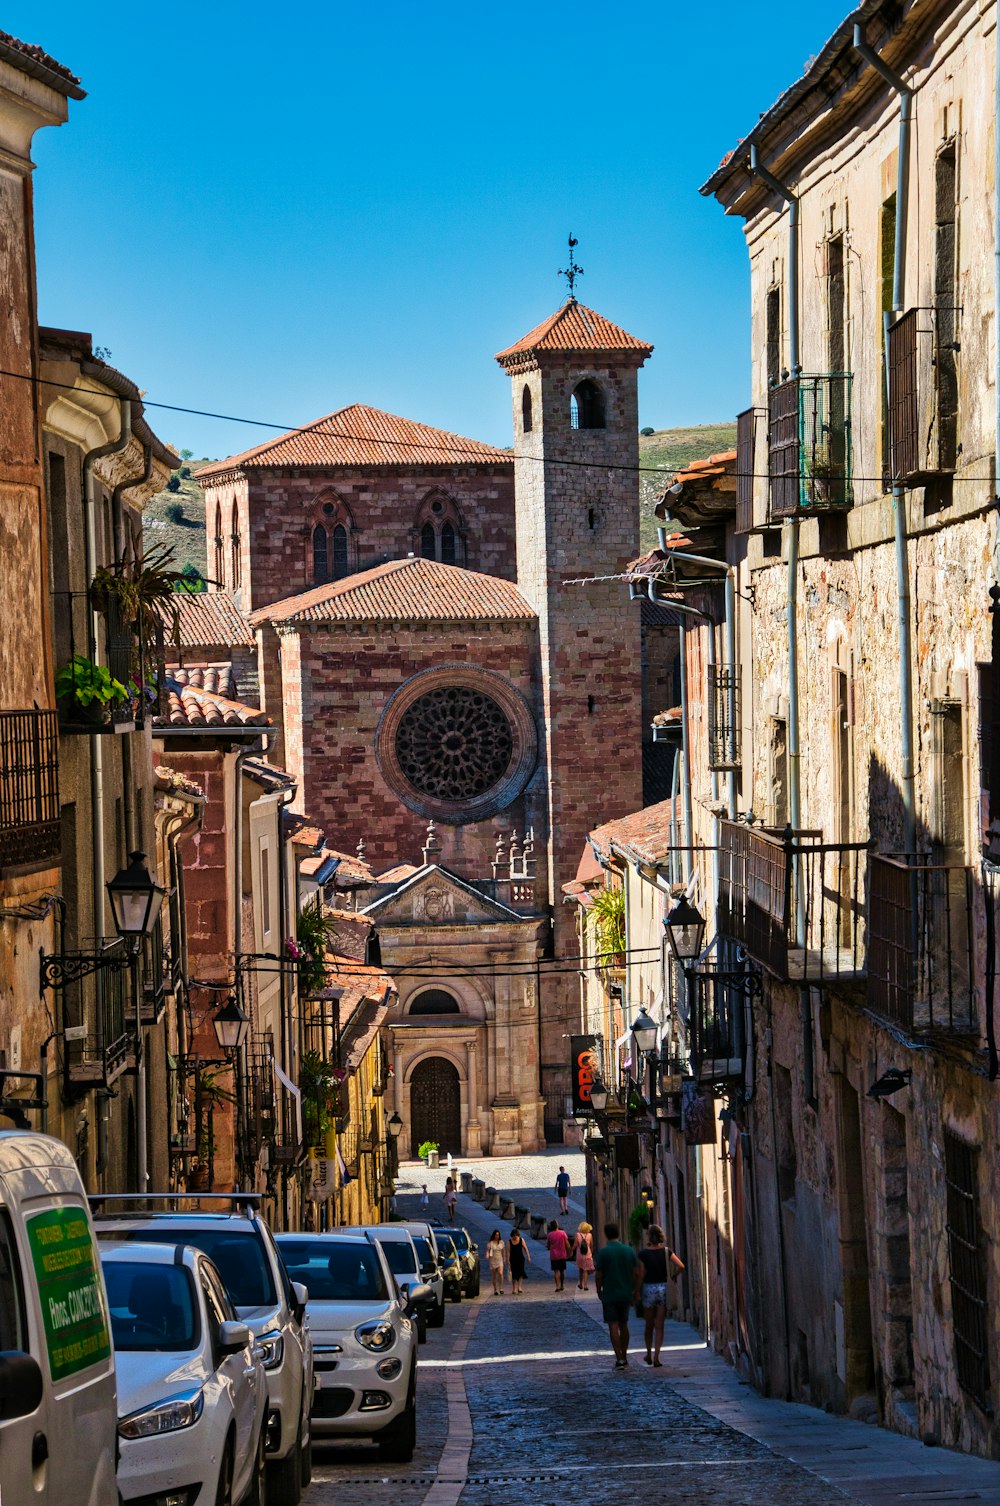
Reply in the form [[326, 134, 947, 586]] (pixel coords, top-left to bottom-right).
[[82, 400, 132, 940], [277, 783, 297, 1229], [996, 3, 1000, 507], [112, 442, 152, 856], [853, 23, 916, 852]]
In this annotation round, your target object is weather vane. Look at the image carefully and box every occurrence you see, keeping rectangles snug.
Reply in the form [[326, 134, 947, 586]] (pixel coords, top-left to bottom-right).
[[558, 234, 584, 300]]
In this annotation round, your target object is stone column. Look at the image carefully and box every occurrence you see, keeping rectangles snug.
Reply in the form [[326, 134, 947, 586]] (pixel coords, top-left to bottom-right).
[[465, 1036, 482, 1154]]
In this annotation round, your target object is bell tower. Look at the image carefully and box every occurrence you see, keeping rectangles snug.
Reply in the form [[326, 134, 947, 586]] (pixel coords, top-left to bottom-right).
[[496, 298, 652, 1135]]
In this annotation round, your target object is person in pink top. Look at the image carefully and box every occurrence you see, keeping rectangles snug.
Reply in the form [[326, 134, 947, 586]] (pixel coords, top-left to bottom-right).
[[546, 1220, 570, 1291]]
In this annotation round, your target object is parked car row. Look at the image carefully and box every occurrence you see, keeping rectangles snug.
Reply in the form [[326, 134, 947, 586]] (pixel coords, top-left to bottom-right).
[[0, 1133, 485, 1504]]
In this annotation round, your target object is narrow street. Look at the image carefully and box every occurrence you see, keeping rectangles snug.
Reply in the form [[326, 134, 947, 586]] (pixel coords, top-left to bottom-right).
[[305, 1152, 1000, 1506]]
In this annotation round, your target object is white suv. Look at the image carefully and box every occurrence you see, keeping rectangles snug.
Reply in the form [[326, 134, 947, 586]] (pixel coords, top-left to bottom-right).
[[91, 1194, 312, 1506], [100, 1240, 267, 1505], [276, 1231, 425, 1463]]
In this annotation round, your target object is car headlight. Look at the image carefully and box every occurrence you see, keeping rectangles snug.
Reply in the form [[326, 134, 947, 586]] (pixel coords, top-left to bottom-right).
[[354, 1319, 396, 1352], [119, 1388, 204, 1440], [256, 1330, 284, 1370]]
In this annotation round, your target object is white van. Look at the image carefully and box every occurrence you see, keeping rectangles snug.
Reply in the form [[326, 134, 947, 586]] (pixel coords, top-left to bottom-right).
[[0, 1131, 117, 1506]]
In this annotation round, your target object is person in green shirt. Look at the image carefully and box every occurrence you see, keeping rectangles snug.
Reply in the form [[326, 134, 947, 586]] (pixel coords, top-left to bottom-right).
[[594, 1221, 639, 1369]]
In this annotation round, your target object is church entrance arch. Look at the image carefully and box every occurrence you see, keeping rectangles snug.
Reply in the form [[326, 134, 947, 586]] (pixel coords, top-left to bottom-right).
[[409, 1056, 462, 1159]]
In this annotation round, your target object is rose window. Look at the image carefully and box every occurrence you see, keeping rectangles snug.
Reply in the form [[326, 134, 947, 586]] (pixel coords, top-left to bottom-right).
[[395, 687, 514, 802]]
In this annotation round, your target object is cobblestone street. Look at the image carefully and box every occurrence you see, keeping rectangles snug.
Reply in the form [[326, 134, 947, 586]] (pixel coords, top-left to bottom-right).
[[305, 1152, 1000, 1506]]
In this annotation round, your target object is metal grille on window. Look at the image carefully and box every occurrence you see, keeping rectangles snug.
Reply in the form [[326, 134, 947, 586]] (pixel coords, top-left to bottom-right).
[[944, 1130, 990, 1412], [395, 687, 514, 802], [707, 665, 741, 771], [735, 408, 755, 533]]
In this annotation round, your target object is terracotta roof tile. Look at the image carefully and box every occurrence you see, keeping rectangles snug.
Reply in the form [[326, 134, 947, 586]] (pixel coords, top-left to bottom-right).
[[153, 765, 205, 802], [326, 850, 376, 888], [251, 556, 536, 628], [243, 758, 296, 792], [496, 299, 652, 367], [654, 449, 737, 526], [589, 796, 684, 867], [169, 664, 238, 699], [196, 404, 510, 480], [158, 593, 255, 650], [0, 30, 85, 96], [153, 674, 269, 732], [375, 863, 420, 885], [289, 823, 325, 851]]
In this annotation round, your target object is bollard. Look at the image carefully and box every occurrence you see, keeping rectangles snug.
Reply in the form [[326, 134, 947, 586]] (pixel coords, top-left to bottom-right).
[[513, 1204, 529, 1229], [485, 1186, 501, 1211], [500, 1197, 516, 1221], [460, 1171, 473, 1195], [471, 1179, 485, 1202], [530, 1213, 547, 1240]]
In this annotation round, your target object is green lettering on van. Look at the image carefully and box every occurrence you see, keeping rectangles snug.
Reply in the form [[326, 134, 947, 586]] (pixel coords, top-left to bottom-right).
[[27, 1207, 110, 1381]]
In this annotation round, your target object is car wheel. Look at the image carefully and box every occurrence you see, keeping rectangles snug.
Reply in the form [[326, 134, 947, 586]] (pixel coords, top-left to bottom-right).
[[417, 1313, 428, 1344], [377, 1394, 416, 1464], [450, 1288, 462, 1303], [267, 1432, 302, 1506], [429, 1297, 445, 1328], [299, 1423, 312, 1490], [241, 1428, 267, 1506], [215, 1438, 235, 1506]]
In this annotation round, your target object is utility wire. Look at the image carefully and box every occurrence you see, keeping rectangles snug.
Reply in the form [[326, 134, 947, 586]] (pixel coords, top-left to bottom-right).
[[8, 366, 998, 487]]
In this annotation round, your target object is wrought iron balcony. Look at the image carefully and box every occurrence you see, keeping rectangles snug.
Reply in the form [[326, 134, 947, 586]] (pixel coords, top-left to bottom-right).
[[0, 709, 60, 876], [707, 665, 740, 772], [63, 939, 131, 1086], [140, 915, 167, 1025], [718, 820, 868, 984], [686, 963, 760, 1089], [867, 854, 976, 1034], [768, 373, 852, 520]]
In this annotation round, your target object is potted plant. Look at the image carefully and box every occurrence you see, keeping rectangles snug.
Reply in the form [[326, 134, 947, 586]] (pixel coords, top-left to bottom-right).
[[55, 655, 130, 726], [806, 451, 836, 503], [289, 897, 339, 997], [89, 543, 188, 700], [189, 1064, 235, 1190], [418, 1140, 440, 1168], [590, 886, 626, 969], [299, 1050, 343, 1153]]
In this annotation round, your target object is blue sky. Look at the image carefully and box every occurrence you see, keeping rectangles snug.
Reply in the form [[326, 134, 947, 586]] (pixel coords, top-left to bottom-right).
[[14, 1, 849, 460]]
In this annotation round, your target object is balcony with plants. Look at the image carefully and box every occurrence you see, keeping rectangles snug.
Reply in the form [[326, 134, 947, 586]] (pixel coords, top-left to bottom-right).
[[767, 372, 853, 520]]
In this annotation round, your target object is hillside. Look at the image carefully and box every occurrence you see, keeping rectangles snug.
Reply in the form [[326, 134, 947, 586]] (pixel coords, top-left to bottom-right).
[[638, 422, 737, 552], [144, 460, 210, 583]]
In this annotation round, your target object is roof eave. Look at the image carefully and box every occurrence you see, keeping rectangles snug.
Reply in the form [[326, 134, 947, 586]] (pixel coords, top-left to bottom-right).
[[0, 37, 85, 99]]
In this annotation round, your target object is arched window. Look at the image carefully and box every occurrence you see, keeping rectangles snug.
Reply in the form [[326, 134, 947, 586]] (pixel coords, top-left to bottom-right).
[[409, 989, 461, 1015], [522, 384, 533, 432], [416, 494, 464, 566], [570, 378, 606, 430], [214, 504, 224, 586], [332, 525, 349, 579], [230, 501, 241, 589], [440, 521, 456, 566], [420, 521, 436, 560], [312, 525, 329, 583]]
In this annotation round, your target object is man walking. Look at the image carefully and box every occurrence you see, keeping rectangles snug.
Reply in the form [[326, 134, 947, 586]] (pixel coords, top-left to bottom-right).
[[595, 1221, 639, 1370], [555, 1165, 571, 1215]]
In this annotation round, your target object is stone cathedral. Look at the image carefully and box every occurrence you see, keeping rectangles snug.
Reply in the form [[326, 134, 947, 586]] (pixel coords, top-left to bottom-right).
[[198, 299, 674, 1154]]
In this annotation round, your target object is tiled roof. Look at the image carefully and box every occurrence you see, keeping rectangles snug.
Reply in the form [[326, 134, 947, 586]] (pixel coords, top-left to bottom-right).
[[653, 450, 737, 527], [154, 674, 269, 731], [0, 30, 85, 97], [251, 556, 536, 628], [375, 863, 420, 885], [589, 796, 683, 868], [243, 757, 296, 792], [640, 597, 684, 630], [158, 593, 255, 650], [496, 300, 652, 367], [324, 909, 374, 962], [652, 707, 683, 727], [169, 664, 238, 699], [326, 849, 376, 888], [196, 404, 511, 479], [153, 765, 205, 802], [287, 820, 325, 851]]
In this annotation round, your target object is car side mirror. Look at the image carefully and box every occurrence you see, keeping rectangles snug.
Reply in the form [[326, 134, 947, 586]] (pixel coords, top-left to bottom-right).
[[408, 1282, 431, 1308], [218, 1321, 252, 1357], [0, 1351, 43, 1420], [291, 1281, 308, 1327]]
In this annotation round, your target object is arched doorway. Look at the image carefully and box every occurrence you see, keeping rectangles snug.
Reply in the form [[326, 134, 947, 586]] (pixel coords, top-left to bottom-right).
[[409, 1057, 461, 1159]]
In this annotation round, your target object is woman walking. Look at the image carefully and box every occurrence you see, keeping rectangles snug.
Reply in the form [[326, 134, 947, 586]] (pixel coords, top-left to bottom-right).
[[572, 1221, 595, 1291], [546, 1220, 570, 1292], [634, 1224, 683, 1367], [486, 1229, 507, 1295], [508, 1228, 531, 1293]]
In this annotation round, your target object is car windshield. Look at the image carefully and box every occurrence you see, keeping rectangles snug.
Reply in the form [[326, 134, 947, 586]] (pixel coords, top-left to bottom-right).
[[436, 1234, 457, 1260], [412, 1236, 436, 1268], [278, 1240, 388, 1302], [377, 1240, 417, 1277], [105, 1229, 276, 1308], [103, 1260, 199, 1352], [449, 1230, 471, 1254]]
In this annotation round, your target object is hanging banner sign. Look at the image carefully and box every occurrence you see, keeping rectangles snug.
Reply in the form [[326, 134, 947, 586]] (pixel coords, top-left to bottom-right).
[[570, 1034, 600, 1114]]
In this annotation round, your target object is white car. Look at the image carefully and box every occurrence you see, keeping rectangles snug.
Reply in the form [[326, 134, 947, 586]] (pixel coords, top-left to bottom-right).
[[91, 1194, 313, 1506], [394, 1222, 446, 1328], [340, 1225, 428, 1342], [100, 1240, 266, 1505], [276, 1232, 425, 1463]]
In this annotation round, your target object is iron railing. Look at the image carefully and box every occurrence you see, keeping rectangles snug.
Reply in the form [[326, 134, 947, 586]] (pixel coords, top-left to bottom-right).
[[65, 939, 131, 1085], [717, 820, 868, 984], [0, 709, 60, 874], [736, 407, 756, 533], [867, 854, 976, 1033], [140, 915, 166, 1024], [707, 664, 741, 771], [686, 964, 760, 1088], [767, 373, 853, 520]]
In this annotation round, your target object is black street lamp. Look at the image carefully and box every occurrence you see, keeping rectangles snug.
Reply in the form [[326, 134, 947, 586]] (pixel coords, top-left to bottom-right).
[[106, 851, 166, 948], [213, 995, 250, 1057], [631, 1008, 659, 1055], [663, 895, 706, 964], [589, 1078, 609, 1113], [386, 1111, 403, 1140]]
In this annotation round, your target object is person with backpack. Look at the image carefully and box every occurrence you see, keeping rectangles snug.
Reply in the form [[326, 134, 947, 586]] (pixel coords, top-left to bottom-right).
[[572, 1221, 595, 1291], [554, 1165, 571, 1214]]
